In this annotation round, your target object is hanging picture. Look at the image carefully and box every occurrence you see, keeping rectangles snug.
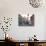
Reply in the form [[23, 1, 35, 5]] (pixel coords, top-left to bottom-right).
[[18, 14, 34, 26]]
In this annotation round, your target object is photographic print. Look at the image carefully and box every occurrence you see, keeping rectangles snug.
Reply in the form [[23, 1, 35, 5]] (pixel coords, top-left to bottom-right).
[[18, 14, 34, 26]]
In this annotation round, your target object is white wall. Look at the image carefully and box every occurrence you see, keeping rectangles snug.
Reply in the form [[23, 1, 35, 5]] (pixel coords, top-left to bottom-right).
[[0, 0, 46, 40]]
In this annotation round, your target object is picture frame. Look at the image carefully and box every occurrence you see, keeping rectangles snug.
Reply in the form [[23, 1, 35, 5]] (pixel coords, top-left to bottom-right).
[[18, 14, 34, 26]]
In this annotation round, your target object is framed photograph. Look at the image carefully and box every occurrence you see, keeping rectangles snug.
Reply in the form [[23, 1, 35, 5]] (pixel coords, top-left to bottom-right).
[[18, 14, 34, 26]]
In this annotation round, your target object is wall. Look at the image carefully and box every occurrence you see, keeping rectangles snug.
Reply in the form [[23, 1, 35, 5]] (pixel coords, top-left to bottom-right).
[[0, 0, 46, 40]]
